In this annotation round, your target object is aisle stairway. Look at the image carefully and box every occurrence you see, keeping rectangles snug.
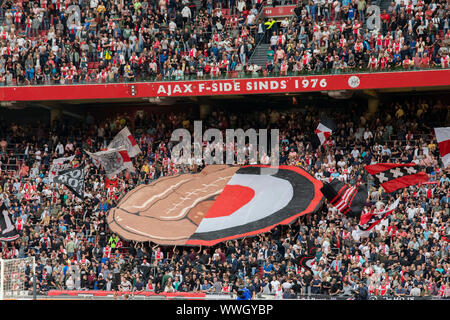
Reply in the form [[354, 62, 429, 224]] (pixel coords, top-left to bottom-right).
[[248, 43, 270, 67]]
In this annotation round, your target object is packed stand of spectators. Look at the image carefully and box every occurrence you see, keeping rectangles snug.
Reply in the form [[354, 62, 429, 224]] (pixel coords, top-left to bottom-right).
[[0, 0, 449, 86], [0, 0, 265, 85], [0, 96, 449, 298], [261, 0, 450, 75]]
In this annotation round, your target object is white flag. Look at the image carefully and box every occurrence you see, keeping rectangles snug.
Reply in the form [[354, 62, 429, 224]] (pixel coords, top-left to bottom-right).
[[49, 155, 75, 182], [434, 127, 450, 167], [86, 147, 135, 178], [108, 127, 141, 157]]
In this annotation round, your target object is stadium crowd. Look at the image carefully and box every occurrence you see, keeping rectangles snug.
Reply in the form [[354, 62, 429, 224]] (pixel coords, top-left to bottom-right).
[[0, 0, 449, 85], [0, 96, 449, 299]]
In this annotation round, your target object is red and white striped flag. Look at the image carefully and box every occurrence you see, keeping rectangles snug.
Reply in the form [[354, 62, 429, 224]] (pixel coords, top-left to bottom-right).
[[434, 127, 450, 167], [108, 126, 142, 157]]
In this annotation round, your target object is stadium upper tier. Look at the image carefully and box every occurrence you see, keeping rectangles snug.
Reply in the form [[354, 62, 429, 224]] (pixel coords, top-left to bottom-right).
[[0, 0, 449, 88]]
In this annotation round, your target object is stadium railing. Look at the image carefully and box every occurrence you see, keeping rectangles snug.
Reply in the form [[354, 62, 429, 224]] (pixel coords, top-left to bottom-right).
[[23, 291, 449, 300], [1, 66, 448, 87]]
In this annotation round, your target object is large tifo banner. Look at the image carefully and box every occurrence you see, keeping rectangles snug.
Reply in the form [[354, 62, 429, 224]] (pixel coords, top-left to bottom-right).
[[107, 165, 324, 246], [1, 70, 449, 101]]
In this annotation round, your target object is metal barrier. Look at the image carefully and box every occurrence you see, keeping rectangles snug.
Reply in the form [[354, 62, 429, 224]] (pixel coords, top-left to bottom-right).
[[26, 290, 208, 300], [20, 292, 449, 300]]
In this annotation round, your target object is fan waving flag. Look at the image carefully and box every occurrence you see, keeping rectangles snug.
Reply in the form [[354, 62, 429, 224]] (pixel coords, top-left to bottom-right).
[[298, 247, 317, 271], [108, 126, 142, 157], [434, 127, 450, 167], [352, 198, 400, 241], [364, 163, 429, 193], [86, 147, 135, 178], [54, 165, 85, 199], [315, 116, 337, 146], [320, 179, 367, 218], [0, 201, 20, 242]]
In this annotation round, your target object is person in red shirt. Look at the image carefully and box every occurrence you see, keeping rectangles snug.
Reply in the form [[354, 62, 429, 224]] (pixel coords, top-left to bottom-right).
[[379, 54, 388, 69], [375, 33, 383, 52], [354, 40, 363, 53], [421, 54, 430, 68], [339, 34, 346, 48], [14, 11, 22, 29], [25, 16, 33, 37], [380, 10, 390, 24], [368, 54, 378, 70], [211, 63, 220, 78], [154, 246, 164, 265], [402, 55, 412, 69], [204, 62, 211, 75]]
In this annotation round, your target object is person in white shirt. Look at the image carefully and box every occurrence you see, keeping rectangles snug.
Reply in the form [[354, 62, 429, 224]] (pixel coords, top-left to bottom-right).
[[406, 203, 418, 220], [65, 141, 74, 153], [270, 276, 280, 294], [168, 20, 177, 32], [351, 147, 360, 159], [90, 0, 99, 9], [35, 149, 42, 161], [363, 128, 373, 140], [247, 13, 256, 26], [181, 5, 191, 22], [270, 31, 278, 48]]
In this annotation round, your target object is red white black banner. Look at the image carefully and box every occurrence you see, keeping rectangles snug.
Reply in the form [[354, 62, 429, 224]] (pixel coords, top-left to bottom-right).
[[187, 165, 324, 245], [434, 127, 450, 167], [364, 163, 429, 193], [352, 198, 400, 240]]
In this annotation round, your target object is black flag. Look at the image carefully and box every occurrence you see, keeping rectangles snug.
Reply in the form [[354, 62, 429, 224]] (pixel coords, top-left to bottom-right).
[[320, 179, 367, 218], [54, 165, 85, 199], [0, 201, 20, 242]]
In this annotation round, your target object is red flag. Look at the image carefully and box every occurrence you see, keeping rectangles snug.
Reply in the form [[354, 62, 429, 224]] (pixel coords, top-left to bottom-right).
[[360, 208, 375, 225], [364, 163, 429, 193], [118, 150, 131, 162], [335, 232, 340, 249], [127, 134, 137, 146], [105, 178, 118, 189]]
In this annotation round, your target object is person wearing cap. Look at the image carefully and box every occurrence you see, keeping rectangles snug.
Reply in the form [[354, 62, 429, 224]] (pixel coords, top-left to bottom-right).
[[94, 273, 106, 290]]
